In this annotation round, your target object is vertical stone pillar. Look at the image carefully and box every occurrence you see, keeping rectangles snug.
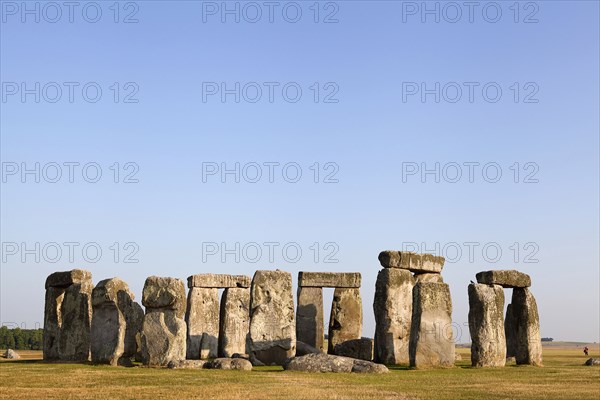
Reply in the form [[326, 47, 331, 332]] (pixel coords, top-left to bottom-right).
[[91, 278, 144, 365], [185, 287, 220, 359], [296, 287, 324, 352], [373, 268, 414, 364], [43, 269, 93, 362], [141, 276, 187, 366], [219, 287, 250, 357], [328, 288, 362, 354], [249, 270, 296, 365], [468, 283, 506, 367], [409, 282, 454, 368], [505, 303, 517, 358], [511, 288, 542, 366]]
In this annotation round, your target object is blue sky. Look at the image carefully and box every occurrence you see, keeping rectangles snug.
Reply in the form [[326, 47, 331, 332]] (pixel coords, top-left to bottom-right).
[[1, 0, 599, 343]]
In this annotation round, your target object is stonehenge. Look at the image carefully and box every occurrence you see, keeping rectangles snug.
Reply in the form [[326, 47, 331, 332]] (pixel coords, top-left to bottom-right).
[[375, 251, 452, 367], [249, 270, 296, 365], [295, 272, 364, 358], [44, 269, 93, 362], [409, 281, 455, 367], [41, 261, 542, 372], [91, 278, 143, 365], [468, 270, 542, 367], [140, 276, 187, 366], [468, 283, 506, 367]]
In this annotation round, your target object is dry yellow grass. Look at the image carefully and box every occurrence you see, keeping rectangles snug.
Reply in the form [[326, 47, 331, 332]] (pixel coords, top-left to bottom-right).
[[1, 348, 599, 400]]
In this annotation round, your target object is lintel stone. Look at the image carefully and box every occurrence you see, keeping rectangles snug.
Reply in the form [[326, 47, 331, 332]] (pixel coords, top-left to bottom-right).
[[378, 251, 444, 273], [298, 272, 361, 288], [476, 270, 531, 288], [187, 274, 251, 289]]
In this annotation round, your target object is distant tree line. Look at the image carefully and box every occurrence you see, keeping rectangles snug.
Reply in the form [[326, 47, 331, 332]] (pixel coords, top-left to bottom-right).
[[0, 326, 43, 350]]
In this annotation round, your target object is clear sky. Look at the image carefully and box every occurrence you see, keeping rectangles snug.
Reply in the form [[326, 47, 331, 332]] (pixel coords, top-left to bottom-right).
[[1, 0, 599, 343]]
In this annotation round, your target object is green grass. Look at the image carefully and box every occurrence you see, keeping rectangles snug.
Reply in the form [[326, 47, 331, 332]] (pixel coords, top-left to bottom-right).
[[1, 349, 599, 399]]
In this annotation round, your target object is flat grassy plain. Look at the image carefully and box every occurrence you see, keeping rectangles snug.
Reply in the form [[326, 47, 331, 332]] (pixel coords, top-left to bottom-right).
[[1, 347, 599, 400]]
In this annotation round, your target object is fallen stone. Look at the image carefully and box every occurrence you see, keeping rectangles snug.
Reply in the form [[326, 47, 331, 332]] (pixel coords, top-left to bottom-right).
[[584, 358, 600, 366], [91, 278, 143, 365], [187, 274, 251, 289], [141, 276, 186, 318], [468, 283, 506, 367], [44, 269, 93, 362], [378, 251, 444, 273], [167, 359, 207, 369], [296, 341, 322, 356], [414, 273, 444, 283], [185, 287, 219, 359], [298, 272, 361, 288], [409, 282, 455, 368], [476, 270, 531, 288], [328, 288, 362, 354], [219, 287, 250, 357], [296, 287, 324, 351], [511, 288, 542, 366], [3, 349, 20, 359], [283, 353, 388, 373], [206, 357, 253, 371], [373, 268, 414, 364], [333, 338, 373, 361], [249, 270, 296, 366]]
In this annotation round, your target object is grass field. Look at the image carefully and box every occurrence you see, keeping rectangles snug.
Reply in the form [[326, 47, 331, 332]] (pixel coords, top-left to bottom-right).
[[1, 347, 599, 400]]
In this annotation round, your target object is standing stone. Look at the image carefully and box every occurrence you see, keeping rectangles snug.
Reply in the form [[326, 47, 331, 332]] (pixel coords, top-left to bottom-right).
[[43, 269, 93, 362], [141, 276, 187, 366], [505, 303, 517, 358], [468, 283, 506, 367], [91, 278, 143, 365], [373, 268, 414, 364], [414, 273, 444, 283], [333, 338, 373, 361], [511, 288, 543, 366], [409, 282, 454, 368], [328, 288, 362, 354], [219, 287, 250, 357], [296, 287, 324, 352], [249, 270, 296, 365], [185, 287, 220, 359]]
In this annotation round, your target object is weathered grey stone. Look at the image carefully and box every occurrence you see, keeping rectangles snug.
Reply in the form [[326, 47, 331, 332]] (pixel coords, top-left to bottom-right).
[[296, 287, 324, 352], [43, 269, 93, 362], [141, 309, 187, 366], [476, 270, 531, 288], [141, 276, 187, 367], [468, 283, 506, 367], [3, 349, 20, 359], [167, 359, 207, 369], [91, 278, 142, 365], [584, 358, 600, 366], [283, 353, 389, 373], [187, 274, 251, 289], [373, 268, 414, 364], [219, 287, 250, 357], [142, 276, 186, 318], [296, 341, 322, 356], [409, 282, 454, 368], [511, 288, 542, 366], [249, 270, 296, 365], [206, 357, 253, 371], [298, 272, 361, 288], [378, 251, 444, 273], [45, 269, 92, 289], [333, 338, 373, 361], [328, 288, 362, 354], [414, 273, 444, 283], [505, 303, 517, 358], [185, 287, 219, 359]]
